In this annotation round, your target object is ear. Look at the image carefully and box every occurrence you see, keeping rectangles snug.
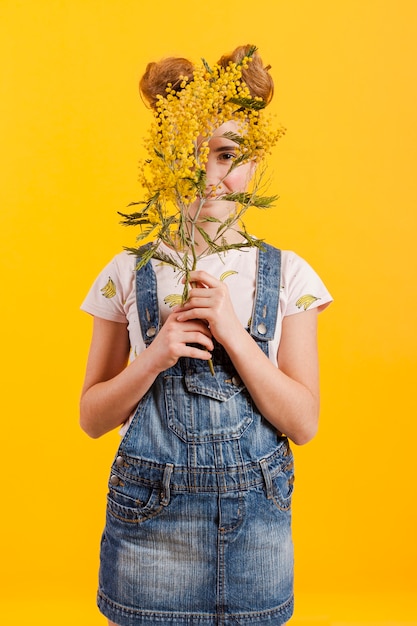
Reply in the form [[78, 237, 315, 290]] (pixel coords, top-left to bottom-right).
[[245, 160, 257, 184], [249, 160, 257, 178]]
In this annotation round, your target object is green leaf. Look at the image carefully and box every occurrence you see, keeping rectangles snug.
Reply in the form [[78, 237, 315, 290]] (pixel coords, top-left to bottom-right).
[[128, 243, 159, 270], [158, 214, 178, 242], [118, 207, 147, 221], [222, 131, 246, 145], [189, 168, 207, 194], [240, 45, 257, 63], [237, 230, 266, 250], [119, 193, 161, 226], [201, 58, 213, 73], [250, 194, 279, 208], [126, 200, 147, 208], [226, 153, 252, 173], [146, 192, 161, 209], [228, 97, 266, 111], [151, 251, 184, 272], [135, 226, 156, 242], [220, 192, 278, 208], [215, 214, 235, 235], [196, 226, 216, 248], [201, 216, 222, 223], [119, 216, 153, 227], [154, 148, 165, 160], [220, 192, 251, 205]]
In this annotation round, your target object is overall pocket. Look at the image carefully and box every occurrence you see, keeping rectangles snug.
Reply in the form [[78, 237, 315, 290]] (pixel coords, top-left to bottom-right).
[[271, 454, 295, 512], [164, 370, 254, 443], [106, 479, 163, 524]]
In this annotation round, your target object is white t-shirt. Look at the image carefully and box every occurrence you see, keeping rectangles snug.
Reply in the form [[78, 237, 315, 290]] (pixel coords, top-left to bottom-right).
[[81, 241, 332, 368]]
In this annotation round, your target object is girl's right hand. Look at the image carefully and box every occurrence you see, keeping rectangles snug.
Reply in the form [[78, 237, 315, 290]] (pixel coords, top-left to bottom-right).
[[146, 311, 214, 373], [80, 313, 214, 438]]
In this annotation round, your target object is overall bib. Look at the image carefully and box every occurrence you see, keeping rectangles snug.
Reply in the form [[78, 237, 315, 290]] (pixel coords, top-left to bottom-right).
[[97, 244, 295, 626]]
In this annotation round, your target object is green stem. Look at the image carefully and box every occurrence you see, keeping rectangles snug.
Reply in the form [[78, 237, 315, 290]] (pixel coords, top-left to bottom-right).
[[188, 196, 215, 375]]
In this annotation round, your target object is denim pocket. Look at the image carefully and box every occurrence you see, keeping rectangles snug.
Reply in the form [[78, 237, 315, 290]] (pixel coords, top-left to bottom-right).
[[164, 373, 253, 443], [107, 482, 163, 524], [271, 456, 295, 512]]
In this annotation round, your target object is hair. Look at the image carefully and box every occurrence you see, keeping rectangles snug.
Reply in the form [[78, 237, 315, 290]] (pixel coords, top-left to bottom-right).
[[217, 44, 274, 105], [139, 44, 274, 111]]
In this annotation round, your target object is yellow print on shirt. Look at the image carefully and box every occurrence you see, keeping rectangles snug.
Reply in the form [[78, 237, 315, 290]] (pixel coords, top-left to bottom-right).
[[164, 293, 183, 307], [100, 277, 117, 299], [163, 270, 238, 308], [295, 294, 320, 310]]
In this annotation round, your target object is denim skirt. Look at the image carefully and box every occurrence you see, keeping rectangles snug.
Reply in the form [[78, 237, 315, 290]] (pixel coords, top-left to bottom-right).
[[97, 445, 294, 626]]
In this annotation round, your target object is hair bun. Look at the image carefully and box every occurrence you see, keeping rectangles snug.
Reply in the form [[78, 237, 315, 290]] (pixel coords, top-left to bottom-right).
[[139, 45, 274, 110], [139, 57, 195, 110], [217, 44, 274, 105]]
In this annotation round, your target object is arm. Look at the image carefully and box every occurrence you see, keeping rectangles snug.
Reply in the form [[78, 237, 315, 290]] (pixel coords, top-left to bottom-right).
[[176, 270, 320, 445], [80, 314, 214, 439], [225, 308, 319, 445]]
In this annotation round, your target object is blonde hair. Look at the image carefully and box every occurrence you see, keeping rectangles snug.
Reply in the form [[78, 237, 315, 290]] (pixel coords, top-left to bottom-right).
[[217, 44, 274, 105], [139, 45, 274, 111]]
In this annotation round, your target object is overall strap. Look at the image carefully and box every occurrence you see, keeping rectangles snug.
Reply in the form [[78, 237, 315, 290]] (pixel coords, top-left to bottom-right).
[[135, 247, 160, 347], [250, 243, 281, 342]]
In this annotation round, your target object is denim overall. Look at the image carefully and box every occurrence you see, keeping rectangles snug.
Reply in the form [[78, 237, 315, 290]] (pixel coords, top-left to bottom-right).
[[98, 244, 295, 626]]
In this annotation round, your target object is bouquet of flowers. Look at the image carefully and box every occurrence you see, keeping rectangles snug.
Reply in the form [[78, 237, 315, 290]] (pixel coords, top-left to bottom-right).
[[119, 47, 285, 372], [120, 47, 285, 297]]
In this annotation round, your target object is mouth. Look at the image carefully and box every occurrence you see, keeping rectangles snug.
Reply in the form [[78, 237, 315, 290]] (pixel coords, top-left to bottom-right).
[[204, 187, 229, 201], [204, 183, 224, 197]]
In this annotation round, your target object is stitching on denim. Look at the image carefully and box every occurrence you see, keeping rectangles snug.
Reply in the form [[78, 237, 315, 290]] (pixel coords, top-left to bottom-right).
[[97, 589, 293, 620]]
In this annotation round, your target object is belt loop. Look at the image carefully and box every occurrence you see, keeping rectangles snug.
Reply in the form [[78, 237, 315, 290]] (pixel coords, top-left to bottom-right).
[[260, 458, 273, 500], [160, 463, 174, 507]]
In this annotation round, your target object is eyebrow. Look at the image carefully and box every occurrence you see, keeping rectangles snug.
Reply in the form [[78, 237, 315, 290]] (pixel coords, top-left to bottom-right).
[[212, 145, 238, 153]]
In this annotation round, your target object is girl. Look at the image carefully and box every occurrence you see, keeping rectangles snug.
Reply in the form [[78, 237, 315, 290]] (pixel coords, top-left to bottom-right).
[[80, 45, 332, 626]]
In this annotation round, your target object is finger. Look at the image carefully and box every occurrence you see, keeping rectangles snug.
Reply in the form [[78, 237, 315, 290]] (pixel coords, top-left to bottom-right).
[[173, 296, 211, 312], [176, 308, 213, 324], [182, 327, 214, 348], [176, 317, 212, 332], [179, 297, 213, 312], [180, 287, 220, 309], [184, 345, 213, 361], [188, 286, 214, 298], [187, 270, 221, 289]]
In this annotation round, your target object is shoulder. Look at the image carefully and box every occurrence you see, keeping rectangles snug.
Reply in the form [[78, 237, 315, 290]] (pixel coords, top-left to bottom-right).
[[108, 250, 137, 275], [259, 245, 321, 284], [94, 250, 137, 301], [81, 251, 137, 322], [281, 249, 311, 275], [280, 250, 333, 315]]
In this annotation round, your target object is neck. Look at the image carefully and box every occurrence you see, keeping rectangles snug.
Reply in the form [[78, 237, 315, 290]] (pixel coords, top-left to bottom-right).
[[163, 218, 245, 261], [191, 200, 246, 255], [192, 224, 245, 253], [186, 197, 244, 248]]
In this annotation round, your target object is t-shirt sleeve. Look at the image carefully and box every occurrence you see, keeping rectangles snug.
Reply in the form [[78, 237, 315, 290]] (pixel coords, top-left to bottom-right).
[[280, 251, 333, 317], [80, 254, 133, 323]]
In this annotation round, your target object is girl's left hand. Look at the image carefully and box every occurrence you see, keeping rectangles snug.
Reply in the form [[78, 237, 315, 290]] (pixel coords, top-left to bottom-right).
[[175, 270, 239, 346]]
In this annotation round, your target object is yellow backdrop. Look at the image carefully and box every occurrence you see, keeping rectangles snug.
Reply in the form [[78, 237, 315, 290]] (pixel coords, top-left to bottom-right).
[[1, 0, 416, 623]]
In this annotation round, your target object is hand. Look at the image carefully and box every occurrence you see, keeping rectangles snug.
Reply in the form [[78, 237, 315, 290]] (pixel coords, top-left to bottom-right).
[[175, 270, 240, 346], [146, 309, 214, 372]]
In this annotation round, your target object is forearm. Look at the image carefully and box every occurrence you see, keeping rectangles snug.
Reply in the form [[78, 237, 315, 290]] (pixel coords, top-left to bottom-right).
[[223, 324, 319, 445], [80, 313, 215, 439], [80, 350, 160, 439]]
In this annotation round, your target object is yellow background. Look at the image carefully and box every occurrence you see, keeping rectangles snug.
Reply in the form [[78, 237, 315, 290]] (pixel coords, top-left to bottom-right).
[[1, 0, 416, 623]]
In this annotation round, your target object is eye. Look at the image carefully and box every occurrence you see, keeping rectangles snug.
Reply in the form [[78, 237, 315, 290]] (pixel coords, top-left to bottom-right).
[[218, 152, 236, 161]]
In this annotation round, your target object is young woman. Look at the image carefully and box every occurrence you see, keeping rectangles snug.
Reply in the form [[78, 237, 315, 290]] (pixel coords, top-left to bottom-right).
[[80, 45, 332, 626]]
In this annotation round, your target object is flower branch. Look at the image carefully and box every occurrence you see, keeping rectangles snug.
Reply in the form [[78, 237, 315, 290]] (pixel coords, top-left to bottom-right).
[[119, 49, 285, 371]]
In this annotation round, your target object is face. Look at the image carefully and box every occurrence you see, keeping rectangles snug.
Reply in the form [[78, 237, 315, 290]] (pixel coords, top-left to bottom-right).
[[197, 120, 255, 215]]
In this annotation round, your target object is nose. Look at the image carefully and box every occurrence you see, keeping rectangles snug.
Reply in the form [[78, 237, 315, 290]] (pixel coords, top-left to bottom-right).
[[204, 161, 226, 195]]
